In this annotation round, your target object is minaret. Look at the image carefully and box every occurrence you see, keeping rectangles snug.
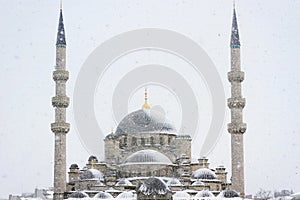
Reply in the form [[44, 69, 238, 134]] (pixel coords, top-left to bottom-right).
[[228, 5, 247, 197], [51, 3, 70, 200]]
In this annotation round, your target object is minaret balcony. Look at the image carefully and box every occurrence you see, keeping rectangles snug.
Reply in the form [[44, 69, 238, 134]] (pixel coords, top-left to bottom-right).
[[227, 123, 247, 134], [51, 122, 70, 133], [228, 71, 244, 82], [52, 96, 69, 108], [227, 98, 245, 109], [53, 70, 69, 81]]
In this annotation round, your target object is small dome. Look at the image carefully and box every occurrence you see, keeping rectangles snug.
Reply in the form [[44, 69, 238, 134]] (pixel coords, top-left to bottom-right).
[[166, 178, 182, 186], [192, 180, 205, 186], [123, 150, 172, 165], [70, 164, 79, 169], [88, 155, 98, 162], [94, 192, 113, 199], [79, 169, 104, 181], [191, 168, 217, 180], [116, 191, 136, 199], [195, 190, 215, 197], [69, 192, 89, 198], [139, 177, 169, 195], [173, 191, 191, 199], [218, 190, 240, 198], [115, 109, 176, 135], [115, 178, 133, 186]]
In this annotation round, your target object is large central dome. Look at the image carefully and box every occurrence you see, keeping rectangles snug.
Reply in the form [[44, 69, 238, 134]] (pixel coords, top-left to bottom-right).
[[115, 109, 176, 135]]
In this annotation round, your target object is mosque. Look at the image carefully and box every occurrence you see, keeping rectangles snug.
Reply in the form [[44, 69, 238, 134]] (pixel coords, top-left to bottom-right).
[[51, 3, 247, 200]]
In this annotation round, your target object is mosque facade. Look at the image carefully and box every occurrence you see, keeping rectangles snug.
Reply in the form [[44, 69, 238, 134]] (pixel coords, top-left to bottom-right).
[[51, 3, 246, 200]]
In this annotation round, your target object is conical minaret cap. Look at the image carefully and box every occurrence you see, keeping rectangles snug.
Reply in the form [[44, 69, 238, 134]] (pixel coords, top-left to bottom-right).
[[56, 6, 66, 45], [231, 7, 240, 47]]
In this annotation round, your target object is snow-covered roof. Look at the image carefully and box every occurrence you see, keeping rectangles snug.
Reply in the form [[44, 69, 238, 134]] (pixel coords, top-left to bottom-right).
[[191, 168, 217, 180], [93, 191, 113, 199], [173, 191, 191, 199], [122, 150, 172, 165], [138, 177, 170, 195], [218, 190, 240, 198], [192, 179, 205, 186], [166, 178, 182, 186], [69, 191, 89, 198], [79, 169, 104, 181], [195, 190, 215, 197], [115, 178, 133, 186], [116, 191, 136, 199], [115, 109, 176, 135]]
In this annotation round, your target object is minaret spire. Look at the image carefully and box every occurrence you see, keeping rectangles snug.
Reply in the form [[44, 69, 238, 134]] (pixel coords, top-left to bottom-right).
[[228, 4, 246, 197], [51, 3, 70, 200], [56, 2, 66, 46], [231, 5, 240, 47]]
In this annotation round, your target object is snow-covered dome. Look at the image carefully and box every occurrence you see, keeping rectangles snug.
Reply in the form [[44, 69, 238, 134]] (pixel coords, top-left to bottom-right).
[[116, 191, 136, 199], [192, 179, 205, 186], [195, 190, 215, 197], [79, 169, 104, 181], [123, 150, 172, 165], [166, 178, 182, 186], [115, 178, 133, 186], [115, 109, 176, 135], [139, 177, 170, 195], [218, 190, 240, 198], [93, 192, 114, 199], [191, 168, 217, 180], [69, 192, 89, 198], [173, 191, 191, 199]]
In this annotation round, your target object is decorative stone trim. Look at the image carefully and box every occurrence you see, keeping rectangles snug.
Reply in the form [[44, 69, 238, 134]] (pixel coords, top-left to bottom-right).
[[228, 71, 244, 82], [53, 70, 69, 81], [52, 96, 70, 108], [227, 98, 245, 109], [227, 123, 247, 134], [51, 122, 70, 133]]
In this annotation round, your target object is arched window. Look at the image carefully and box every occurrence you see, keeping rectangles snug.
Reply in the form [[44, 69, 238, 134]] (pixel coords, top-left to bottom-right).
[[160, 136, 164, 145], [150, 137, 154, 145]]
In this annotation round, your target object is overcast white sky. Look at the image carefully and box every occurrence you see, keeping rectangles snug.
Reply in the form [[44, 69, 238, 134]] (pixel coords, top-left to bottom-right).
[[0, 0, 300, 198]]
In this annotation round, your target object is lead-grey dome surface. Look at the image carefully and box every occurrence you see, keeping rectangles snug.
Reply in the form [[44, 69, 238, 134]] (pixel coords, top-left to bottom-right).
[[218, 190, 240, 198], [123, 149, 172, 165], [115, 109, 176, 135], [139, 177, 169, 195], [191, 168, 217, 180]]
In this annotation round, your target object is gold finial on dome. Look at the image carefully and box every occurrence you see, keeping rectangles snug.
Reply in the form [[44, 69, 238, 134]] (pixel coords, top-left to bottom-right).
[[142, 88, 150, 110]]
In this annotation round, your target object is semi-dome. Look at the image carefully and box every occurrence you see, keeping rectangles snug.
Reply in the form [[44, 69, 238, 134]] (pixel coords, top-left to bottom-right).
[[138, 177, 169, 195], [191, 168, 217, 180], [218, 190, 240, 198], [123, 150, 172, 165], [69, 192, 89, 198], [195, 190, 215, 197], [93, 191, 114, 199], [79, 169, 104, 181], [115, 109, 176, 135]]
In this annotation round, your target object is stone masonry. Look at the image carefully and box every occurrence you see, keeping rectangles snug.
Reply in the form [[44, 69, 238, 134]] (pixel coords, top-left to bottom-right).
[[228, 7, 247, 197], [51, 7, 70, 200]]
